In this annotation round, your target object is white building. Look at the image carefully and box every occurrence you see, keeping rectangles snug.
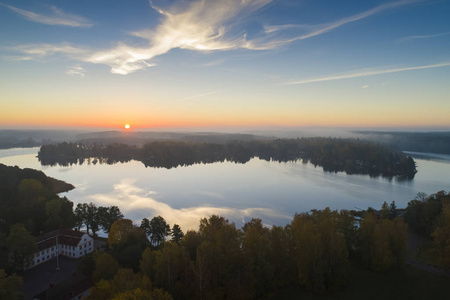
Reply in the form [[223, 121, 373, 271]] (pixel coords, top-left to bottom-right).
[[29, 229, 94, 269]]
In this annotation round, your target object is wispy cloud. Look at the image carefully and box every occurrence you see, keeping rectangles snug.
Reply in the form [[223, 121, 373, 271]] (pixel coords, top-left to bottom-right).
[[12, 43, 88, 57], [282, 62, 450, 86], [7, 0, 419, 75], [399, 31, 450, 42], [84, 0, 272, 74], [0, 3, 92, 27], [5, 55, 33, 61], [181, 91, 218, 101], [247, 0, 421, 49], [202, 59, 226, 67], [66, 65, 86, 78]]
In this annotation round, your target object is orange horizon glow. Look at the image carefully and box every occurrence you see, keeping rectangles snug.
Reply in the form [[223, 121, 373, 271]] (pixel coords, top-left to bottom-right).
[[2, 103, 450, 130], [1, 117, 450, 131]]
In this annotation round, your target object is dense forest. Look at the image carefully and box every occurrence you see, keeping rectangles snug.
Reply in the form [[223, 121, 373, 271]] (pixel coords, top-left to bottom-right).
[[0, 165, 122, 272], [38, 138, 417, 179], [72, 191, 450, 300], [0, 163, 75, 234], [1, 164, 450, 299], [76, 209, 407, 300], [77, 192, 450, 300]]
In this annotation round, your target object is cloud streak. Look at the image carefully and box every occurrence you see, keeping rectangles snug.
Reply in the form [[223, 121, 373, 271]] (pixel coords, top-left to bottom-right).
[[13, 43, 89, 57], [66, 65, 86, 78], [282, 62, 450, 86], [0, 3, 93, 27], [399, 31, 450, 42], [248, 0, 421, 49], [7, 0, 420, 75], [181, 91, 218, 101]]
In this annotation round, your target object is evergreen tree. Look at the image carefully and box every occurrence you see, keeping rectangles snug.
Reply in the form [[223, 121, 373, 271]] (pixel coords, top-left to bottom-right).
[[170, 224, 184, 244]]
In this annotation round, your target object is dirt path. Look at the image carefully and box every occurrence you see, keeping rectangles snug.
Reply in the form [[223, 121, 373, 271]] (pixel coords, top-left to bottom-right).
[[406, 231, 450, 276]]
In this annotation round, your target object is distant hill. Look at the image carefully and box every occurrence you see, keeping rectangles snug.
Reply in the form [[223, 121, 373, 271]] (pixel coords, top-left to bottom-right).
[[3, 129, 450, 155], [0, 130, 83, 149], [357, 131, 450, 155], [75, 131, 273, 145]]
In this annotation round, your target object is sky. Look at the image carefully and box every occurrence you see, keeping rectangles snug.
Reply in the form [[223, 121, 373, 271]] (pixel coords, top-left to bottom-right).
[[0, 0, 449, 131]]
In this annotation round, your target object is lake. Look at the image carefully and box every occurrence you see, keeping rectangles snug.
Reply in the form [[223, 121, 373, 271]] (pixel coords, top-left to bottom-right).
[[1, 147, 449, 233]]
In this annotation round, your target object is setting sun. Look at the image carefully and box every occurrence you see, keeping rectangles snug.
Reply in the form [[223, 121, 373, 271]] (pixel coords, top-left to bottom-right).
[[124, 124, 130, 129]]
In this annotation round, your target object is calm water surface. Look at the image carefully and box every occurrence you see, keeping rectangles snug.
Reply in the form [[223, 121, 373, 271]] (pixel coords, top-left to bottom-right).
[[1, 148, 449, 231]]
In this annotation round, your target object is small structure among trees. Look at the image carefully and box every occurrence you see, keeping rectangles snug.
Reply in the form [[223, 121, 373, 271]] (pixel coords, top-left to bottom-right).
[[29, 229, 94, 269]]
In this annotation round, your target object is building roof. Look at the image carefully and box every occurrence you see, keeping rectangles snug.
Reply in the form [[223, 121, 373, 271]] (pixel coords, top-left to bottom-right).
[[36, 229, 89, 252]]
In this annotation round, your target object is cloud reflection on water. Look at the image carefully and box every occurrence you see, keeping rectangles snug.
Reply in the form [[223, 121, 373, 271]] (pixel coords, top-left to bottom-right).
[[88, 178, 291, 231]]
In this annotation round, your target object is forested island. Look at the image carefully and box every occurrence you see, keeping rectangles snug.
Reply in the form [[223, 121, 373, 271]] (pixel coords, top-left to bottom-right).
[[38, 138, 417, 179]]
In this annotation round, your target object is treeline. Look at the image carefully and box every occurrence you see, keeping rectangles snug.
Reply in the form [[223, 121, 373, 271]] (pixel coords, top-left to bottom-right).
[[404, 191, 450, 268], [0, 137, 40, 149], [78, 206, 407, 300], [359, 131, 450, 155], [38, 138, 417, 178], [74, 203, 124, 238]]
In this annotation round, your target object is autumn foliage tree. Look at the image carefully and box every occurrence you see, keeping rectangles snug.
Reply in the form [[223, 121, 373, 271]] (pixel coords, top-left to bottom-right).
[[0, 269, 23, 300], [92, 253, 120, 283], [87, 268, 173, 300], [108, 219, 148, 271], [86, 206, 411, 299], [242, 218, 272, 298], [290, 209, 349, 291], [6, 224, 37, 271], [108, 219, 135, 247], [358, 213, 407, 271], [432, 204, 450, 268]]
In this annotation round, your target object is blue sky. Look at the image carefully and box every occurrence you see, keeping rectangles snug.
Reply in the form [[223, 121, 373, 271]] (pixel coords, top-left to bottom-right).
[[0, 0, 449, 129]]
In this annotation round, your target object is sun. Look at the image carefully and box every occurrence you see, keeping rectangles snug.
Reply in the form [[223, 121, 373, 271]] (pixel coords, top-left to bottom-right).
[[124, 124, 131, 129]]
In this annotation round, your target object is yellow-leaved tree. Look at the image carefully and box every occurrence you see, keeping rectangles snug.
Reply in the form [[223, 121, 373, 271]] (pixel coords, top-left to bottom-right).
[[290, 208, 349, 291], [432, 204, 450, 268]]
